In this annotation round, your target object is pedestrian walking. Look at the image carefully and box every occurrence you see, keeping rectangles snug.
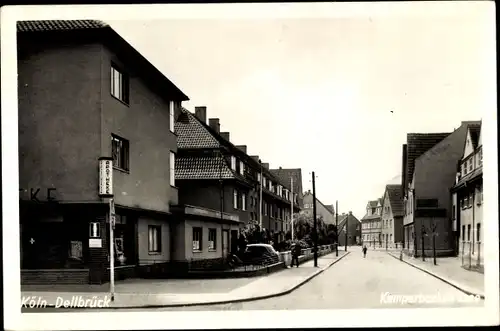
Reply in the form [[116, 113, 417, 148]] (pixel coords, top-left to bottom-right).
[[362, 245, 367, 258], [290, 241, 300, 268]]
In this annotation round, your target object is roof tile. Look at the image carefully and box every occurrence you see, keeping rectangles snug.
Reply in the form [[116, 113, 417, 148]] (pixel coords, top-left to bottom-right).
[[175, 108, 220, 149], [17, 20, 109, 32], [386, 184, 404, 217], [175, 155, 234, 180]]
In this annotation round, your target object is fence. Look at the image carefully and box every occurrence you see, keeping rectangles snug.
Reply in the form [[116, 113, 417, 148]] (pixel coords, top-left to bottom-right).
[[460, 241, 484, 270], [278, 244, 335, 267]]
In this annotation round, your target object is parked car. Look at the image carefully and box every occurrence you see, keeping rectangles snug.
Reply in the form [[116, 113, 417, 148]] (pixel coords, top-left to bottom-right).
[[241, 243, 280, 266]]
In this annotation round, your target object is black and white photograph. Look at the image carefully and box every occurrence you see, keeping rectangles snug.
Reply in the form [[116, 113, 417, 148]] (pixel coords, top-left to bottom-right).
[[2, 2, 499, 330]]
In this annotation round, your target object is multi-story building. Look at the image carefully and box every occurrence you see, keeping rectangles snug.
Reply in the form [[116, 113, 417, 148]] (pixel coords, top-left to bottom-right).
[[381, 184, 404, 247], [301, 190, 336, 225], [361, 200, 382, 246], [337, 212, 361, 246], [402, 121, 480, 257], [450, 122, 483, 264], [174, 106, 300, 254], [18, 20, 188, 284], [269, 167, 304, 236]]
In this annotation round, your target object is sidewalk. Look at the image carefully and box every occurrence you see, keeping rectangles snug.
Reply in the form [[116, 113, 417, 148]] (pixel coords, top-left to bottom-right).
[[387, 251, 484, 298], [21, 251, 350, 309]]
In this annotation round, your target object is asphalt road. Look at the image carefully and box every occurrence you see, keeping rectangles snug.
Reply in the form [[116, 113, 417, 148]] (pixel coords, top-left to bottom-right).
[[24, 250, 483, 312]]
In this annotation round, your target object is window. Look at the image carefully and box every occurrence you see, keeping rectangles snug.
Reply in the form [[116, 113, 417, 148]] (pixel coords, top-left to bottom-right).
[[452, 204, 456, 219], [148, 225, 161, 253], [476, 223, 481, 242], [169, 101, 175, 132], [233, 190, 238, 209], [263, 177, 267, 187], [239, 161, 245, 175], [264, 201, 267, 215], [111, 135, 129, 171], [257, 173, 261, 183], [170, 151, 175, 186], [477, 186, 483, 205], [110, 64, 129, 104], [461, 225, 465, 241], [467, 224, 471, 241], [208, 228, 217, 250], [192, 227, 202, 251], [231, 156, 236, 171], [242, 193, 246, 211], [461, 163, 466, 176], [468, 193, 473, 207], [468, 158, 472, 171], [479, 149, 483, 165]]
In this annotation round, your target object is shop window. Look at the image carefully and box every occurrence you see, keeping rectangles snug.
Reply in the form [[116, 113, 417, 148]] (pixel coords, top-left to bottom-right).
[[148, 225, 161, 253], [208, 228, 217, 250], [192, 227, 202, 251]]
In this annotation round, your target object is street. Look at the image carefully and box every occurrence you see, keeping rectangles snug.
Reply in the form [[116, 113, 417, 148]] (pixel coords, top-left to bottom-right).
[[26, 250, 483, 312]]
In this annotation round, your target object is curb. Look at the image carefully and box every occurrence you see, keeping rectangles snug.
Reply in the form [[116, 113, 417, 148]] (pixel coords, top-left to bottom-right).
[[35, 251, 351, 310], [387, 252, 485, 300]]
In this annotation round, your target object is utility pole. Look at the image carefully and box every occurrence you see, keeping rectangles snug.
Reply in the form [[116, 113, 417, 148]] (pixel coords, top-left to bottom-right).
[[312, 172, 318, 267], [335, 200, 338, 257], [344, 213, 348, 251], [291, 176, 294, 241]]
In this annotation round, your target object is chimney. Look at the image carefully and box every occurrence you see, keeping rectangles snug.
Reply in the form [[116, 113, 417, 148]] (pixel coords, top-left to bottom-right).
[[195, 106, 207, 124], [208, 118, 220, 133], [349, 211, 352, 215], [220, 132, 230, 141], [236, 145, 247, 154], [262, 163, 269, 169], [250, 155, 260, 163]]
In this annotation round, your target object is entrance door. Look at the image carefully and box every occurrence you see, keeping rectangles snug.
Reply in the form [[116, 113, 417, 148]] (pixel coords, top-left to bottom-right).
[[222, 230, 229, 258]]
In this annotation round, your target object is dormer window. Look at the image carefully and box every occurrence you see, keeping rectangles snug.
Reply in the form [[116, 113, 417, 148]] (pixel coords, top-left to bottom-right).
[[239, 161, 245, 175], [231, 156, 236, 171], [468, 158, 472, 171], [479, 149, 483, 166]]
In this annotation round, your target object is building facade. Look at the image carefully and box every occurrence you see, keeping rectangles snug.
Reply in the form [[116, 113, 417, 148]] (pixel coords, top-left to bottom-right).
[[402, 121, 480, 257], [337, 212, 361, 246], [381, 184, 404, 248], [301, 191, 336, 225], [174, 106, 301, 253], [18, 20, 188, 284], [361, 200, 382, 246], [451, 122, 483, 264]]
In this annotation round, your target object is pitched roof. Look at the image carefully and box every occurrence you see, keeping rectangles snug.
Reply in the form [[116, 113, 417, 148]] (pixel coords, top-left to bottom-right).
[[405, 132, 450, 189], [175, 108, 220, 149], [270, 168, 302, 195], [361, 214, 381, 221], [325, 205, 335, 214], [414, 121, 480, 193], [176, 155, 235, 180], [17, 20, 189, 102], [469, 124, 481, 149], [386, 184, 404, 217]]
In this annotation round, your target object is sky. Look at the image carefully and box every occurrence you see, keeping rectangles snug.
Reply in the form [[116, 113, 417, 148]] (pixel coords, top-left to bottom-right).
[[106, 3, 494, 218]]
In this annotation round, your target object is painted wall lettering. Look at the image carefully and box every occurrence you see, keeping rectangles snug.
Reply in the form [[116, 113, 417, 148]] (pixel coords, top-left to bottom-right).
[[19, 188, 57, 202]]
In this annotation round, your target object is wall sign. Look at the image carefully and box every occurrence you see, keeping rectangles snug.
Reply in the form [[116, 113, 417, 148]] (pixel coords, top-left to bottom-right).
[[89, 238, 102, 248], [98, 157, 114, 197]]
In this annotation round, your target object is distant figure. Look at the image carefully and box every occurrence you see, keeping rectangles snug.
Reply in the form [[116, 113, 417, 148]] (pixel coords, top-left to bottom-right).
[[290, 241, 301, 268], [363, 245, 368, 258]]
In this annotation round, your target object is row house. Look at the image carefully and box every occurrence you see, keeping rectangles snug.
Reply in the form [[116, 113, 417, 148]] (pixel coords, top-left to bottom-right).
[[174, 106, 302, 256], [361, 200, 382, 245], [336, 212, 361, 246], [18, 20, 188, 284], [300, 190, 336, 225], [402, 121, 480, 257], [450, 122, 483, 264], [380, 184, 404, 247]]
